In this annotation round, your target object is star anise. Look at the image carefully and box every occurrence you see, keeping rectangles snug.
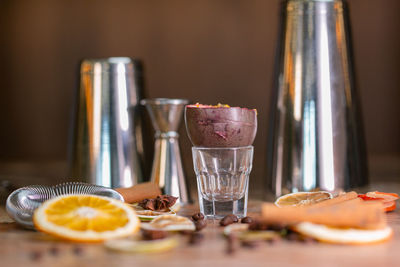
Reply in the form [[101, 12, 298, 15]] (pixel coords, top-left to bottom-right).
[[138, 195, 178, 211]]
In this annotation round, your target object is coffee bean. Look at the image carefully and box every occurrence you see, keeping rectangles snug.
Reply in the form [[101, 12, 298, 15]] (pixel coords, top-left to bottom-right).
[[220, 214, 239, 226], [191, 212, 205, 221], [194, 220, 207, 231], [241, 216, 253, 224]]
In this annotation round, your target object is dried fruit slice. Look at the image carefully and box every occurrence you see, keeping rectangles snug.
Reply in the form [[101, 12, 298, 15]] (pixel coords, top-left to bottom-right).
[[129, 203, 176, 222], [358, 191, 399, 212], [33, 195, 140, 242], [366, 192, 399, 200], [223, 224, 280, 241], [135, 210, 176, 222], [105, 237, 178, 253], [293, 222, 393, 245], [275, 191, 333, 207], [223, 223, 249, 236], [141, 215, 195, 231]]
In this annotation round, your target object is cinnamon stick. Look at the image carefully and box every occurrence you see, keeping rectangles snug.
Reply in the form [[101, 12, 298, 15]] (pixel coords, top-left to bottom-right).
[[261, 200, 386, 229], [115, 182, 162, 203]]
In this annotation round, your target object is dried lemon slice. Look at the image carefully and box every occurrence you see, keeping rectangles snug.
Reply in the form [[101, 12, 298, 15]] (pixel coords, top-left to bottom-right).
[[293, 222, 393, 244], [141, 215, 195, 231], [223, 224, 279, 241], [105, 237, 178, 253], [33, 194, 140, 242], [275, 191, 332, 207]]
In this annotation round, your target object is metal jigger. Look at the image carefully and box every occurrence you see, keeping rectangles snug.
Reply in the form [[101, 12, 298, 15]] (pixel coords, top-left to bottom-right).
[[267, 0, 368, 197], [141, 98, 190, 204]]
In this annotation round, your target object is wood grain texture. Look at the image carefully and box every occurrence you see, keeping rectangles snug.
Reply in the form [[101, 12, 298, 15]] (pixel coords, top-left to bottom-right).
[[1, 199, 400, 267]]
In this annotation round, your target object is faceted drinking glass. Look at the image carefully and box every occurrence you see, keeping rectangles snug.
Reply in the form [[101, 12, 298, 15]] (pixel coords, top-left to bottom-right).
[[192, 146, 253, 219]]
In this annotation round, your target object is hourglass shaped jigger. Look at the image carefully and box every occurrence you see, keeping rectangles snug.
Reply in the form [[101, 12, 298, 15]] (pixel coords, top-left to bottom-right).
[[141, 98, 190, 204]]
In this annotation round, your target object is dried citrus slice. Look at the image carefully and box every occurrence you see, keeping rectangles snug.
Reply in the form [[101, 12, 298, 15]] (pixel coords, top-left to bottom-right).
[[33, 194, 140, 242], [293, 222, 393, 245], [358, 192, 400, 212], [105, 237, 178, 253], [141, 215, 195, 231], [275, 191, 332, 207], [129, 203, 176, 222], [223, 224, 280, 241], [169, 202, 181, 213], [223, 223, 249, 236]]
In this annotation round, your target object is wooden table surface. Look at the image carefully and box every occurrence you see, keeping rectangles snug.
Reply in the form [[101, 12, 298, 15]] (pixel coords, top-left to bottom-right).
[[1, 184, 400, 267]]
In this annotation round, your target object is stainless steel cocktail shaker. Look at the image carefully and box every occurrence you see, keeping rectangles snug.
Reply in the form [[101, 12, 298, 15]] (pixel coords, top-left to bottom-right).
[[267, 0, 368, 196], [70, 57, 144, 188]]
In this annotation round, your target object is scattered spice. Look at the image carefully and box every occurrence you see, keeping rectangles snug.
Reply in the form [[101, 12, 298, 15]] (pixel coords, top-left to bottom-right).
[[220, 215, 239, 227], [138, 195, 178, 211], [191, 212, 205, 221], [241, 216, 253, 224]]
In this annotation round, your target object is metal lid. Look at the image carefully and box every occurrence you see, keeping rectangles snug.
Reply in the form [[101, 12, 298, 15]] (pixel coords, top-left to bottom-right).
[[80, 57, 140, 74]]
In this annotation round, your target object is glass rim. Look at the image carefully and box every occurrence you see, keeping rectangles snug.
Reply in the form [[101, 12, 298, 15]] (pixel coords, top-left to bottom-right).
[[192, 145, 253, 151]]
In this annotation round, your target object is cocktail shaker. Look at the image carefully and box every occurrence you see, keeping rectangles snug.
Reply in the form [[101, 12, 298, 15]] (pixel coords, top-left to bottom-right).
[[69, 57, 144, 188], [267, 0, 368, 196], [141, 98, 190, 204]]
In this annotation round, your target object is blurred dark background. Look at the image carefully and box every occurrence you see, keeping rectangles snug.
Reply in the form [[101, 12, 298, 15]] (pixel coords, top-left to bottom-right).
[[0, 0, 399, 198]]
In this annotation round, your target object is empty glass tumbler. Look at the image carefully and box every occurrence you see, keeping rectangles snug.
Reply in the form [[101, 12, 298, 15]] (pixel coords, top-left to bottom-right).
[[192, 146, 253, 219]]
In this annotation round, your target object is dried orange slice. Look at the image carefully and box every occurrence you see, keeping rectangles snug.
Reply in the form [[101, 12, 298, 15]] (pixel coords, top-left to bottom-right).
[[275, 191, 332, 207], [33, 195, 140, 242], [293, 222, 393, 244]]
